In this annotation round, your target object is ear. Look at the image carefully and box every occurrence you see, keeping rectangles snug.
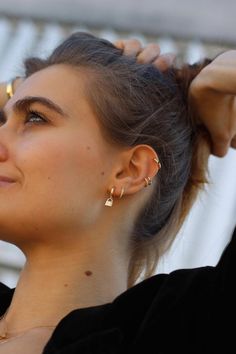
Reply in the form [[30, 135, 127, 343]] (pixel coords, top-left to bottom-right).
[[109, 144, 161, 197]]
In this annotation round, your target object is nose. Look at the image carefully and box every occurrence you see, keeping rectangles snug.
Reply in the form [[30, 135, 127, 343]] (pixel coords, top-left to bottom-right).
[[0, 143, 9, 162]]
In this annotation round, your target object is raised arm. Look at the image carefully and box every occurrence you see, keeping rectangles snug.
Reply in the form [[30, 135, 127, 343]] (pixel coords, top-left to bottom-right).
[[189, 50, 236, 157], [114, 40, 236, 158]]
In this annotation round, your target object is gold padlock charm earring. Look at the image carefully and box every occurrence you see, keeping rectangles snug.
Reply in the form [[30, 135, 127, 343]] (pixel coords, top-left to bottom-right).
[[105, 187, 115, 207]]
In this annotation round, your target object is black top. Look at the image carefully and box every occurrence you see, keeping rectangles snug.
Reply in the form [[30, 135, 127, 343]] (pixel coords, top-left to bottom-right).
[[1, 224, 236, 354]]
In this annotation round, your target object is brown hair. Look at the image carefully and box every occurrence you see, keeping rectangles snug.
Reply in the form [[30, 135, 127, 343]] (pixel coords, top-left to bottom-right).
[[24, 32, 212, 287]]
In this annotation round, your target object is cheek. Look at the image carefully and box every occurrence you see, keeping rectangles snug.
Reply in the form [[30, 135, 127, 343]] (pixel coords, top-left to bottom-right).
[[17, 133, 104, 200], [3, 130, 110, 235]]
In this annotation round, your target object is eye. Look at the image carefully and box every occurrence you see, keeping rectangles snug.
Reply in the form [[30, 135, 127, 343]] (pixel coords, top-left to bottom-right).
[[25, 110, 48, 125]]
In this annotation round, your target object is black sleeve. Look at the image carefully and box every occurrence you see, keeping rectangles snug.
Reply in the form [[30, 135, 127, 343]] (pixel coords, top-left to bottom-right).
[[213, 223, 236, 296], [130, 223, 236, 354]]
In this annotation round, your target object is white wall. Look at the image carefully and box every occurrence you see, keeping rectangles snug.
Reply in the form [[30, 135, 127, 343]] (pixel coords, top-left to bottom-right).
[[0, 0, 235, 43]]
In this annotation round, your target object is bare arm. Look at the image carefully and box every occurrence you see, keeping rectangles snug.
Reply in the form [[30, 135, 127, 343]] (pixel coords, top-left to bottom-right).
[[114, 40, 236, 158], [189, 50, 236, 157]]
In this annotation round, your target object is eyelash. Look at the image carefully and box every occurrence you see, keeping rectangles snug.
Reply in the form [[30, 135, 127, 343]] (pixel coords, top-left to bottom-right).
[[25, 110, 48, 125], [0, 109, 48, 126]]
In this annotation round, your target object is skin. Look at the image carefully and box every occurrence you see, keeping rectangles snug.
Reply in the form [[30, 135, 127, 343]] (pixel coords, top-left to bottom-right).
[[114, 39, 176, 70], [1, 40, 236, 336], [0, 63, 159, 335], [1, 42, 236, 158], [189, 50, 236, 156], [115, 39, 236, 157]]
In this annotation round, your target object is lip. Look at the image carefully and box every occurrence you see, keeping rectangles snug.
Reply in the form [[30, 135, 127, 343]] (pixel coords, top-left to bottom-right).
[[0, 175, 16, 183]]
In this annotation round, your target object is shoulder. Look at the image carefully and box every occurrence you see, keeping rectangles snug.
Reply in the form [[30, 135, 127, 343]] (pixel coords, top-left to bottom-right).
[[109, 225, 236, 352], [114, 224, 236, 308]]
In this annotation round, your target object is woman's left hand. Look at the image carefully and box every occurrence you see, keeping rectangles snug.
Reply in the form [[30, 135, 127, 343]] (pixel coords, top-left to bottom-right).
[[189, 50, 236, 157], [114, 39, 176, 71]]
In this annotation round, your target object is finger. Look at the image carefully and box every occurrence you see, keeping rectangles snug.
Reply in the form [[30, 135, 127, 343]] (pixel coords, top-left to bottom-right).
[[211, 142, 230, 157], [153, 53, 176, 71], [210, 134, 231, 157], [208, 114, 236, 156], [116, 39, 143, 57], [113, 39, 125, 50], [136, 43, 161, 64], [230, 135, 236, 149]]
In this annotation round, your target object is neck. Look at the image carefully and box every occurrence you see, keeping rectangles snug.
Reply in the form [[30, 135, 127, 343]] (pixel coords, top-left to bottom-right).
[[2, 234, 129, 334]]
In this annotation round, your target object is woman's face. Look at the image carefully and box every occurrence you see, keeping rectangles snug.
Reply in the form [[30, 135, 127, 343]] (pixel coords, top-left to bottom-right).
[[0, 64, 118, 247]]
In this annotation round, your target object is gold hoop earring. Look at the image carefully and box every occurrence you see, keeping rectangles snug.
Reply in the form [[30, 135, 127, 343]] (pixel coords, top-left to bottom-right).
[[119, 187, 125, 199], [153, 157, 161, 169], [105, 186, 116, 207], [144, 177, 152, 187]]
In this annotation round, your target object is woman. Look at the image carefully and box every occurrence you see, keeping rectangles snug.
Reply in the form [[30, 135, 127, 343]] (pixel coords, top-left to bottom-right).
[[0, 32, 235, 354]]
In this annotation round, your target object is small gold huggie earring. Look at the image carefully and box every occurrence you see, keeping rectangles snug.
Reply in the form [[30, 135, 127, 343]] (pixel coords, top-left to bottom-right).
[[143, 157, 160, 189], [105, 186, 115, 207], [119, 187, 125, 199], [153, 157, 161, 169], [144, 177, 152, 187]]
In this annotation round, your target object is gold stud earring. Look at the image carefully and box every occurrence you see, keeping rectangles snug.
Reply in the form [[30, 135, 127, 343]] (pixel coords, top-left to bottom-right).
[[105, 187, 116, 207]]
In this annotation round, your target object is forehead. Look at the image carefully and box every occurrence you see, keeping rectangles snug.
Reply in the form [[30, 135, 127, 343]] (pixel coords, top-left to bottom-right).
[[8, 64, 87, 115], [3, 64, 113, 150]]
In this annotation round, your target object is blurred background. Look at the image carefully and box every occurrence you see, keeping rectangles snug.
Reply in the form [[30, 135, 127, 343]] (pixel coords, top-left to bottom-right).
[[0, 0, 236, 288]]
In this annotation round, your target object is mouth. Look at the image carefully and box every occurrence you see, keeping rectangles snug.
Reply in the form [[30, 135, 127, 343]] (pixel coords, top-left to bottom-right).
[[0, 181, 16, 188], [0, 176, 16, 187]]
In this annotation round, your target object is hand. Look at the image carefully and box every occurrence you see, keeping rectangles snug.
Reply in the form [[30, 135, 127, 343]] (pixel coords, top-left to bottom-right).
[[189, 50, 236, 157], [114, 38, 176, 71]]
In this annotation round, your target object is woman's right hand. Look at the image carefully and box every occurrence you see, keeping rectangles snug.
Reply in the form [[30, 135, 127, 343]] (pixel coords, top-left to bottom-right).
[[115, 40, 236, 158], [189, 50, 236, 157], [114, 38, 176, 71]]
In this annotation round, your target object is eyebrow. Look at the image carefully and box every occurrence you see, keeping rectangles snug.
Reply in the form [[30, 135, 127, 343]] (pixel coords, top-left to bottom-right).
[[5, 96, 68, 118]]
